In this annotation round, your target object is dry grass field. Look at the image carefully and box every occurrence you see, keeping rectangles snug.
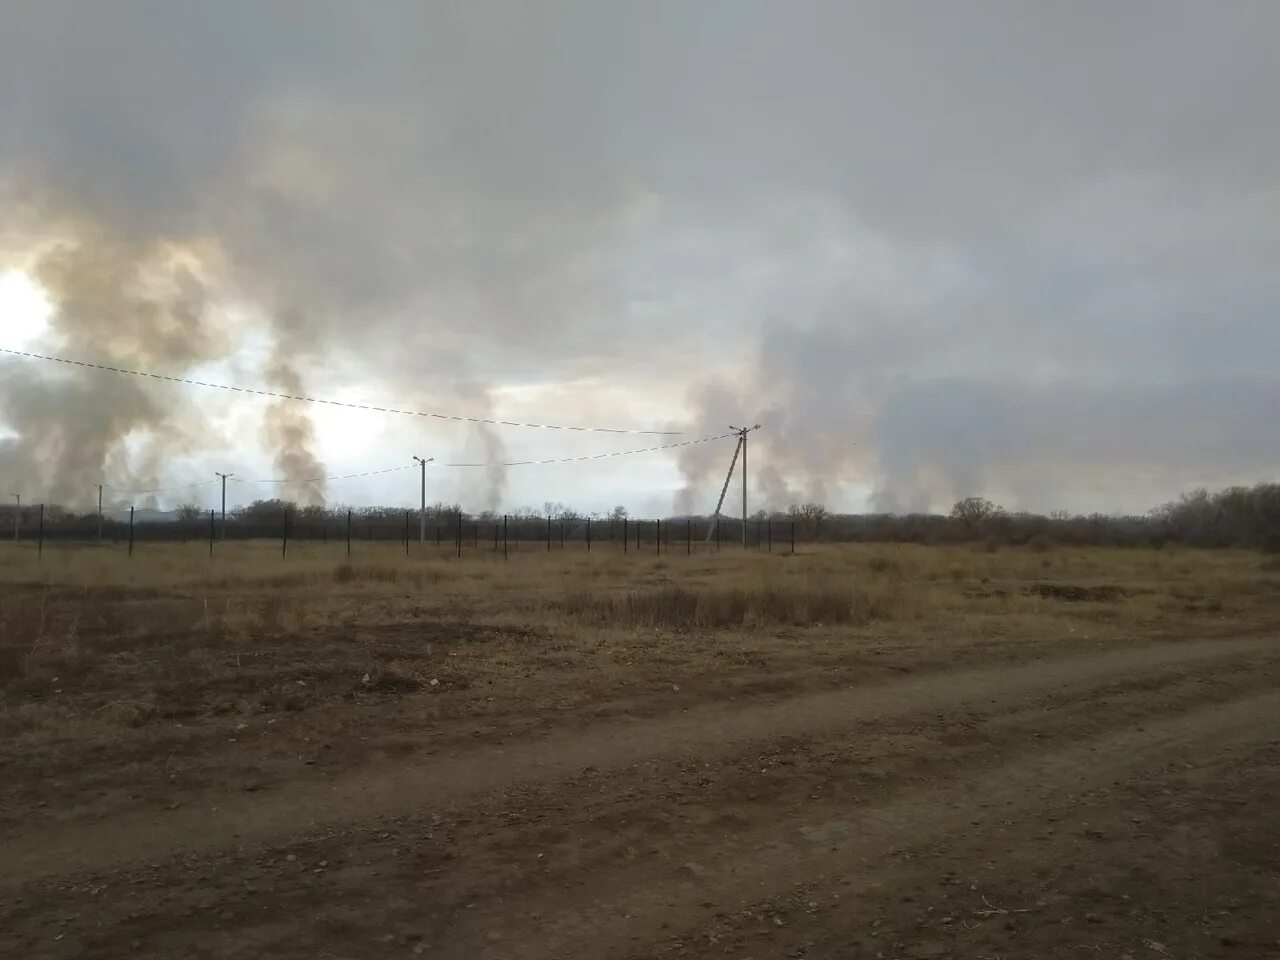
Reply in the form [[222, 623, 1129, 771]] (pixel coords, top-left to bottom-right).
[[3, 540, 1280, 959]]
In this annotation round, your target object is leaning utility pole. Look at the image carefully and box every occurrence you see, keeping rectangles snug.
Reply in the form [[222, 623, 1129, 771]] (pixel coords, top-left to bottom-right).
[[705, 435, 741, 542], [412, 456, 434, 543], [705, 425, 760, 544], [215, 472, 233, 540], [728, 425, 760, 548]]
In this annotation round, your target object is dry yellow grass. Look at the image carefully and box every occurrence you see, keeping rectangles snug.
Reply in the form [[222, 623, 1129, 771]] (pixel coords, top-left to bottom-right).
[[3, 539, 1275, 695], [2, 537, 1277, 834], [2, 538, 1274, 633]]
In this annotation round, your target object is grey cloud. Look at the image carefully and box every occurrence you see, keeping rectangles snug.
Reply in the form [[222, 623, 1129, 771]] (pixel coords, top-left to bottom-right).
[[872, 376, 1280, 514], [3, 2, 1279, 513]]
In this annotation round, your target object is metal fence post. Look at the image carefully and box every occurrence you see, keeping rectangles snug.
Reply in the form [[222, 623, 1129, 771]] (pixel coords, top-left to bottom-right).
[[791, 521, 795, 554], [623, 517, 628, 555], [586, 517, 591, 552], [38, 503, 44, 559], [282, 508, 289, 558], [128, 506, 135, 557], [209, 509, 215, 557]]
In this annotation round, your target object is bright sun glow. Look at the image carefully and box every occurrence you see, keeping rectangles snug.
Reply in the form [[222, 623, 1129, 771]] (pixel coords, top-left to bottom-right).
[[0, 269, 54, 348]]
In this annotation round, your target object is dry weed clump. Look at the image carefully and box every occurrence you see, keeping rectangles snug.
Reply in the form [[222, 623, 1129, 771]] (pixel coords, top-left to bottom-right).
[[563, 576, 928, 629], [0, 590, 90, 683], [360, 661, 424, 693], [864, 552, 906, 577], [96, 697, 159, 728]]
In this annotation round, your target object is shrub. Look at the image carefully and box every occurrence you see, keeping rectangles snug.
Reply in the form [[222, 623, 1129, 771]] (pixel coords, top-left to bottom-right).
[[1026, 533, 1054, 553]]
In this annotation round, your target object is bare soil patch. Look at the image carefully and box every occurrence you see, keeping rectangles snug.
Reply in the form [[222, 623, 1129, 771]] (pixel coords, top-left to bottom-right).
[[2, 542, 1278, 959]]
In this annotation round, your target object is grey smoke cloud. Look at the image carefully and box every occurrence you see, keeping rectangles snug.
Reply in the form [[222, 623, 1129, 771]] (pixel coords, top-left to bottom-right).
[[0, 222, 222, 503], [260, 354, 327, 507], [3, 2, 1279, 514], [871, 376, 1280, 515]]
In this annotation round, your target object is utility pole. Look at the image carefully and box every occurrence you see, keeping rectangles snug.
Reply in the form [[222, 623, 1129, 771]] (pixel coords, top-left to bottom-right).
[[705, 436, 741, 542], [728, 425, 760, 548], [96, 484, 103, 541], [215, 472, 233, 540], [412, 456, 434, 543], [11, 493, 19, 542]]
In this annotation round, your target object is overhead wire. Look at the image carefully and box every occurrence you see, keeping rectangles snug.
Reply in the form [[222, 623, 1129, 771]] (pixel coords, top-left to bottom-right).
[[2, 347, 736, 495], [8, 430, 737, 502], [0, 347, 684, 435], [228, 432, 737, 483], [103, 479, 218, 495], [231, 465, 416, 485], [439, 430, 736, 467]]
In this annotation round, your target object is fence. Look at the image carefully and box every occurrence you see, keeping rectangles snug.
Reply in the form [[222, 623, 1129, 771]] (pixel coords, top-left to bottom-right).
[[3, 502, 1201, 560], [0, 506, 809, 559]]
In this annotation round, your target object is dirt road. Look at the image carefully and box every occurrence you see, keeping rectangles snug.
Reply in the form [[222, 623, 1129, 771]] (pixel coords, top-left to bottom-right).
[[5, 633, 1279, 959]]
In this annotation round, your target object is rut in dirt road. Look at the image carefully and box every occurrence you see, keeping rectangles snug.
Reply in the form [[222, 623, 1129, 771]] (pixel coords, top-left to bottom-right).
[[441, 685, 1280, 960], [5, 634, 1275, 884]]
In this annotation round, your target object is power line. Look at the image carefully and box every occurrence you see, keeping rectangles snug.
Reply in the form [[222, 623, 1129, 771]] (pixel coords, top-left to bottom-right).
[[3, 433, 736, 502], [104, 479, 218, 495], [0, 347, 684, 435], [228, 432, 737, 483], [232, 465, 417, 485], [440, 431, 736, 467]]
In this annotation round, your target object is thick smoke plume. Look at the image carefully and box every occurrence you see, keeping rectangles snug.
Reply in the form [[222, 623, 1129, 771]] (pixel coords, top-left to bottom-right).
[[261, 355, 327, 506], [676, 321, 1280, 517], [448, 383, 507, 513], [4, 6, 1280, 515], [0, 224, 224, 506]]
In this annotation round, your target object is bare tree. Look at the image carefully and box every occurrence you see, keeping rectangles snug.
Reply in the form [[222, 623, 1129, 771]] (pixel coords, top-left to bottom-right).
[[787, 502, 829, 522], [175, 502, 202, 523], [950, 497, 1004, 533], [542, 501, 582, 524]]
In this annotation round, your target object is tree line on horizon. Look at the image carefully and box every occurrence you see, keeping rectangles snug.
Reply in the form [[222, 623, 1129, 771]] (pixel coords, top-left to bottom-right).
[[5, 483, 1279, 551]]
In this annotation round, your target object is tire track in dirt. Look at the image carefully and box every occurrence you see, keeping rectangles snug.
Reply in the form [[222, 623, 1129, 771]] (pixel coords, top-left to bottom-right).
[[4, 649, 1278, 960], [4, 634, 1275, 884], [445, 685, 1280, 960]]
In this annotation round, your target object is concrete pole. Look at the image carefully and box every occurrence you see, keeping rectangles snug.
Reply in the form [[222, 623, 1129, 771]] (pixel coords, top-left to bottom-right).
[[741, 428, 748, 548], [215, 472, 233, 539], [412, 457, 433, 542], [705, 436, 742, 542], [727, 425, 760, 549]]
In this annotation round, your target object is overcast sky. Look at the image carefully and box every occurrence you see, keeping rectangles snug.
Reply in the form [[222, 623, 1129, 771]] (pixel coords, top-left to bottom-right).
[[2, 1, 1277, 517]]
